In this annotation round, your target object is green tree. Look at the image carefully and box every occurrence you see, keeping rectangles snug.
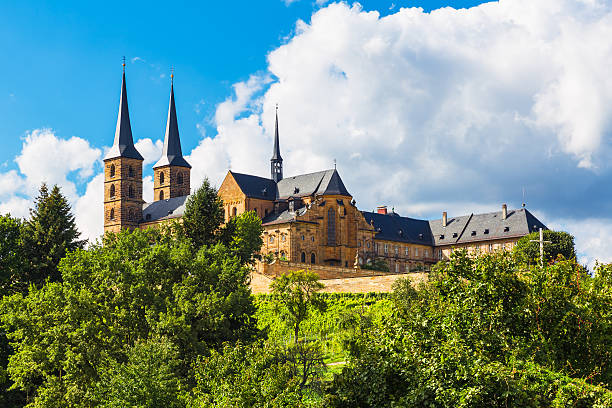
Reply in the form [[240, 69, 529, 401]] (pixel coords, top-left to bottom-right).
[[270, 270, 326, 345], [219, 210, 264, 265], [181, 178, 224, 248], [0, 214, 24, 296], [325, 251, 612, 407], [188, 341, 304, 408], [21, 183, 84, 285], [514, 229, 576, 265], [0, 228, 257, 407], [94, 337, 184, 408]]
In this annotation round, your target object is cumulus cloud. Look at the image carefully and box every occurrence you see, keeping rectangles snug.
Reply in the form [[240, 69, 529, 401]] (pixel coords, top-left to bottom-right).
[[15, 128, 101, 200]]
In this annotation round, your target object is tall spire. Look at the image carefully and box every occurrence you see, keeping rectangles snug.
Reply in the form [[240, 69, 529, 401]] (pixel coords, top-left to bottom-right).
[[270, 105, 283, 182], [104, 61, 143, 160], [153, 72, 191, 169], [271, 105, 282, 161]]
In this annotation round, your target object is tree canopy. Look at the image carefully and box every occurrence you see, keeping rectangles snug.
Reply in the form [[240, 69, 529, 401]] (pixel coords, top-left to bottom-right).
[[514, 229, 576, 265], [181, 178, 225, 248]]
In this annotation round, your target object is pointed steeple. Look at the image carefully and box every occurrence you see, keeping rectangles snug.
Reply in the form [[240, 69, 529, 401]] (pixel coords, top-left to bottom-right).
[[104, 63, 143, 160], [270, 105, 283, 182], [271, 106, 282, 161], [153, 73, 191, 169]]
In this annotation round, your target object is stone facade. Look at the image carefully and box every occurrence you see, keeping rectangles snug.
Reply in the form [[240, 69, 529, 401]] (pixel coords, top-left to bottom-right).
[[153, 165, 191, 201], [103, 157, 143, 233]]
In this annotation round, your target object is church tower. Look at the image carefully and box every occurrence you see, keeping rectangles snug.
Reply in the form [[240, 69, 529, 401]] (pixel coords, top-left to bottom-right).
[[103, 63, 144, 233], [153, 73, 191, 201], [271, 106, 283, 182]]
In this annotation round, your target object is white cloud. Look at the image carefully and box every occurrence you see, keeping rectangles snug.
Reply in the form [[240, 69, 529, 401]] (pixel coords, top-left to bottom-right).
[[548, 217, 612, 269], [15, 128, 101, 200], [74, 173, 104, 243], [135, 138, 163, 166]]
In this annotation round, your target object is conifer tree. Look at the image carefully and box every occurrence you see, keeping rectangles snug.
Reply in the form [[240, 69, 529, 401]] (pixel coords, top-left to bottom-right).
[[181, 178, 224, 248], [21, 183, 84, 285]]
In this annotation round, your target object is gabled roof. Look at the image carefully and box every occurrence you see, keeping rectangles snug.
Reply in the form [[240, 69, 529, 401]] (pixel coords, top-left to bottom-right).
[[153, 81, 191, 169], [429, 208, 547, 246], [276, 169, 351, 199], [230, 171, 277, 200], [362, 211, 434, 245], [104, 71, 144, 161], [141, 195, 188, 222]]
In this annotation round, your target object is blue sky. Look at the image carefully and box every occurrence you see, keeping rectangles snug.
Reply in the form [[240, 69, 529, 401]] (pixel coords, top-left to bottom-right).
[[2, 0, 612, 267]]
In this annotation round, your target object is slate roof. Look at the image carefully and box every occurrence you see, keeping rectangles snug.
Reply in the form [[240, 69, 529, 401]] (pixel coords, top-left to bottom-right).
[[231, 169, 351, 201], [230, 172, 277, 200], [276, 169, 351, 199], [362, 211, 434, 245], [104, 71, 144, 161], [429, 208, 547, 246], [261, 206, 312, 226], [154, 82, 191, 169], [141, 195, 188, 222]]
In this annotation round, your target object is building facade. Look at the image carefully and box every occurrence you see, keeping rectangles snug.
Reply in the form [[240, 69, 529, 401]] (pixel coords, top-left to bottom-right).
[[103, 68, 547, 273]]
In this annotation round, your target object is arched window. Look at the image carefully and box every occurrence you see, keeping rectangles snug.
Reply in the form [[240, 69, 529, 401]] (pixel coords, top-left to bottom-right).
[[327, 207, 336, 246], [160, 172, 165, 185], [280, 251, 286, 260], [109, 164, 115, 178], [128, 208, 134, 220], [109, 208, 115, 220], [301, 252, 306, 263], [311, 253, 316, 264], [128, 166, 134, 177], [109, 184, 115, 198], [177, 172, 183, 185], [232, 207, 237, 217], [159, 190, 165, 200], [128, 185, 134, 198]]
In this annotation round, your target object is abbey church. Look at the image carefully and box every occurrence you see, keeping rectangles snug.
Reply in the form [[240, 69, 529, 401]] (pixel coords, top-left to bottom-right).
[[104, 68, 547, 274]]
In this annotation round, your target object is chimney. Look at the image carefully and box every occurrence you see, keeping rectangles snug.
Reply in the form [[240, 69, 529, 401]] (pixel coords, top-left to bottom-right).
[[377, 206, 387, 215], [442, 211, 447, 227], [502, 204, 507, 220]]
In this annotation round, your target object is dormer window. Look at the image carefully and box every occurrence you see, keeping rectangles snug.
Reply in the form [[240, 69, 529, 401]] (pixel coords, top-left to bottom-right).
[[471, 231, 476, 236], [418, 234, 423, 240], [440, 234, 444, 239], [504, 226, 510, 232], [294, 187, 300, 194], [452, 232, 458, 238], [484, 229, 489, 234]]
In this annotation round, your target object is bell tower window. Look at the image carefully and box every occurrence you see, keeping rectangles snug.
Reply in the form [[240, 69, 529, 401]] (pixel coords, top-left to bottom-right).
[[128, 185, 134, 198], [109, 164, 115, 178], [159, 190, 165, 200], [160, 172, 165, 185], [177, 172, 183, 185], [110, 184, 115, 198], [109, 208, 115, 220], [128, 166, 134, 177]]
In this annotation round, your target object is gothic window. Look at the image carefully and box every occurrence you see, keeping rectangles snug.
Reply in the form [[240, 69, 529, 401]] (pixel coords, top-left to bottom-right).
[[128, 208, 134, 220], [128, 166, 134, 178], [311, 253, 316, 264], [160, 172, 165, 185], [301, 252, 306, 263], [110, 184, 115, 198], [159, 190, 165, 200], [327, 207, 336, 246], [109, 164, 115, 178], [109, 208, 115, 220], [128, 185, 134, 198], [177, 172, 183, 185]]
